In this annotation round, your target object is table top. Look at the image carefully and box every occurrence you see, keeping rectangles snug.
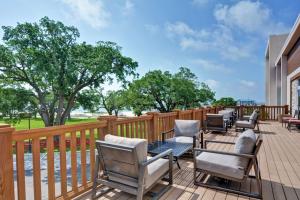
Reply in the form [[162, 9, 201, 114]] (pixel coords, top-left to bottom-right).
[[148, 141, 193, 157]]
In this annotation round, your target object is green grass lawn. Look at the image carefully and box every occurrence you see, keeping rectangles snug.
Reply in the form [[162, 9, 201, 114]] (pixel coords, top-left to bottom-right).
[[0, 118, 98, 130]]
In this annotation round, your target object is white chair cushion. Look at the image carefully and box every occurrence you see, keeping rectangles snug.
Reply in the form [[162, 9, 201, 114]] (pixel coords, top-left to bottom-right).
[[145, 157, 169, 189], [174, 120, 200, 137], [196, 152, 246, 180], [105, 134, 148, 164]]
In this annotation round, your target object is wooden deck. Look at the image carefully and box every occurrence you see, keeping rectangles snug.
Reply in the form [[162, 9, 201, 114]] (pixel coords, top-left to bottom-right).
[[78, 121, 300, 200]]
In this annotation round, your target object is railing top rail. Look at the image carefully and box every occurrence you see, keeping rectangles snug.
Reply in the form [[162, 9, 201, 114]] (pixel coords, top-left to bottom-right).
[[157, 112, 178, 117], [12, 121, 107, 141], [180, 110, 193, 114], [115, 115, 153, 124]]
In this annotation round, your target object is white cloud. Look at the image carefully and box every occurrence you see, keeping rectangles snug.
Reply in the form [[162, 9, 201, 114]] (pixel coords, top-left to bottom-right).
[[192, 58, 232, 73], [205, 79, 219, 89], [165, 1, 288, 61], [122, 0, 134, 16], [165, 22, 252, 60], [145, 24, 160, 34], [240, 80, 255, 87], [214, 1, 288, 36], [62, 0, 110, 29]]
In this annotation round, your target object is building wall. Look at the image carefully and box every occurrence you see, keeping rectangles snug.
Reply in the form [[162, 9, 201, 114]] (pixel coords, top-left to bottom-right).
[[265, 34, 288, 105], [291, 79, 298, 112]]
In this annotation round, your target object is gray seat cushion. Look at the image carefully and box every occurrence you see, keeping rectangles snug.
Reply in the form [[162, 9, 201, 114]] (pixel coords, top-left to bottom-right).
[[234, 129, 256, 167], [195, 130, 257, 180], [174, 120, 200, 137], [145, 157, 169, 189], [218, 110, 232, 120], [108, 156, 169, 189], [166, 136, 199, 147], [196, 152, 246, 180], [249, 112, 258, 122], [235, 120, 255, 128], [234, 129, 256, 154]]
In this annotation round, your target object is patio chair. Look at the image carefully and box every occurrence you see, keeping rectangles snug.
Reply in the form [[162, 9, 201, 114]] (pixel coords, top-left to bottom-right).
[[218, 110, 234, 127], [204, 114, 228, 134], [161, 119, 203, 148], [92, 135, 173, 200], [193, 129, 263, 199], [283, 110, 298, 128], [235, 110, 260, 132], [241, 109, 258, 121]]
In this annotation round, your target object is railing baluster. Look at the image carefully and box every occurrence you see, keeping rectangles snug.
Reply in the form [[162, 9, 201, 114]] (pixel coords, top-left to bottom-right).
[[70, 131, 78, 192], [131, 122, 134, 138], [32, 138, 41, 200], [59, 134, 67, 197], [47, 136, 55, 200], [126, 123, 130, 138], [16, 141, 25, 200], [80, 130, 87, 186], [89, 128, 95, 182]]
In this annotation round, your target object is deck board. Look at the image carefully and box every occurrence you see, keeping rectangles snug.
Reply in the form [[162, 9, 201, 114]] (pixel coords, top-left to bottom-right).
[[79, 121, 300, 200]]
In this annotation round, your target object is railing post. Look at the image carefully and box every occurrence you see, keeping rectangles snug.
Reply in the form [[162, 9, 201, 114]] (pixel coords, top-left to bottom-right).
[[261, 105, 266, 121], [97, 115, 117, 136], [147, 112, 159, 141], [284, 105, 289, 114], [240, 105, 244, 119], [0, 127, 15, 200], [173, 109, 181, 119], [192, 109, 196, 120]]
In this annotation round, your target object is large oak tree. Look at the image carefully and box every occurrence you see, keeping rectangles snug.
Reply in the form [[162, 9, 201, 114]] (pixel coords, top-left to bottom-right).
[[126, 67, 215, 114], [0, 17, 137, 126]]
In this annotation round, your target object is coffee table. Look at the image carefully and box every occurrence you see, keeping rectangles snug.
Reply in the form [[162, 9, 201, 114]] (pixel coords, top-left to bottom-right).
[[148, 141, 193, 169]]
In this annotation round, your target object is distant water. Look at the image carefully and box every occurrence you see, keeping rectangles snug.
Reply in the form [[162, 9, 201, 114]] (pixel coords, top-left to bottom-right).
[[72, 107, 144, 118]]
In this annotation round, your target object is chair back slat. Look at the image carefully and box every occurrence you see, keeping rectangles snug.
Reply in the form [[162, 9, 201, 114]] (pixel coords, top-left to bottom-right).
[[96, 141, 139, 179]]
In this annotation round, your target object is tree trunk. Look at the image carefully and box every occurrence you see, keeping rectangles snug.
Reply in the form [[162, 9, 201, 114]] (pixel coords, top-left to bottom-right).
[[55, 92, 64, 126]]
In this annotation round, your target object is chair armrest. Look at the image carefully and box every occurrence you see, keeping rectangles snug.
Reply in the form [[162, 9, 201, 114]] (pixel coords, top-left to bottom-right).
[[193, 148, 255, 159], [194, 131, 204, 148], [161, 129, 174, 141], [142, 149, 173, 167]]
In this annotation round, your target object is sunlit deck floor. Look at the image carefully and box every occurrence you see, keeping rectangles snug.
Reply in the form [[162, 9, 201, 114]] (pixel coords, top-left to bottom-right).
[[79, 121, 300, 200]]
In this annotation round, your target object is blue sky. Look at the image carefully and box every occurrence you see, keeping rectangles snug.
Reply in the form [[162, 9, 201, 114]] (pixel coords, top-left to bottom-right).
[[1, 0, 300, 102]]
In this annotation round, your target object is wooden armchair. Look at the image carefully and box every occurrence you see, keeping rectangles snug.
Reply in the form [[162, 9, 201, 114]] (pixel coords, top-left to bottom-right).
[[193, 130, 262, 199], [161, 119, 203, 148], [92, 135, 173, 200], [204, 114, 228, 134]]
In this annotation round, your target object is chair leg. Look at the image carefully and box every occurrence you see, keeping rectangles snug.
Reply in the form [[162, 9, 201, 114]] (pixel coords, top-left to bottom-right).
[[256, 122, 260, 133], [253, 158, 262, 198], [136, 188, 144, 200]]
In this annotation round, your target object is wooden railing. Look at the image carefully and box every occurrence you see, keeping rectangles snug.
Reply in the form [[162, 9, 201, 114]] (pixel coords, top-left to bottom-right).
[[225, 105, 289, 121], [0, 105, 288, 199]]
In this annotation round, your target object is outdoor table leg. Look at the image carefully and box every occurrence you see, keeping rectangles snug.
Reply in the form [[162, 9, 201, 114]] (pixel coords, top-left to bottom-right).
[[175, 157, 181, 169]]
